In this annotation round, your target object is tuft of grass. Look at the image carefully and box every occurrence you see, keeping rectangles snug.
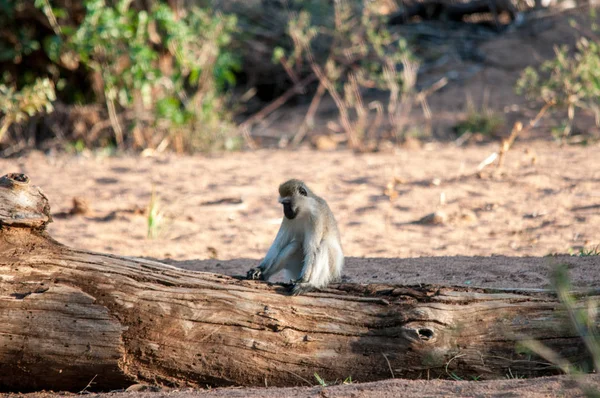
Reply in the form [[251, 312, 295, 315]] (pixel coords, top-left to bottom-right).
[[313, 372, 354, 387], [446, 371, 481, 381], [505, 368, 524, 379], [578, 245, 600, 257], [455, 101, 504, 138], [314, 372, 327, 387], [65, 139, 87, 155], [147, 186, 164, 239], [546, 245, 600, 257], [520, 263, 600, 395]]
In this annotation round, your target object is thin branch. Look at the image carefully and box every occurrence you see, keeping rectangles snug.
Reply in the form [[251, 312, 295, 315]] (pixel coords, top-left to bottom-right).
[[291, 81, 326, 146], [78, 374, 98, 394]]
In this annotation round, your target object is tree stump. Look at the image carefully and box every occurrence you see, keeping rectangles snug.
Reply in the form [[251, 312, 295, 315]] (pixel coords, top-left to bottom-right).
[[0, 173, 595, 392]]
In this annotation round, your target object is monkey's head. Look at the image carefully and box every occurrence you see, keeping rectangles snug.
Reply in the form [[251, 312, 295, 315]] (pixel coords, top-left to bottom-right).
[[278, 179, 312, 220]]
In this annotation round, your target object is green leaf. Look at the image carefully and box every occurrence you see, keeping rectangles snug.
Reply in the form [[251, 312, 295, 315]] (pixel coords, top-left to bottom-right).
[[43, 36, 63, 63], [272, 46, 286, 64]]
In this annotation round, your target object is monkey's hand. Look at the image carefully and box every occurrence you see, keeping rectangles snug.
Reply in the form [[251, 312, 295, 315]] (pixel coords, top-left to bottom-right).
[[246, 267, 264, 280], [290, 281, 314, 296]]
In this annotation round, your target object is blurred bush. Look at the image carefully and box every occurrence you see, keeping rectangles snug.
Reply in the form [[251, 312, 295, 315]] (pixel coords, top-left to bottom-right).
[[516, 12, 600, 142], [0, 78, 56, 144], [0, 0, 240, 153], [209, 0, 338, 101], [268, 1, 420, 149], [0, 0, 415, 152]]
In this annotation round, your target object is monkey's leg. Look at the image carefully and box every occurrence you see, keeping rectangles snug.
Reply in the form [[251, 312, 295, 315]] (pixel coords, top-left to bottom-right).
[[291, 239, 340, 295], [258, 241, 301, 281], [328, 239, 344, 282], [290, 245, 322, 295], [282, 249, 305, 284]]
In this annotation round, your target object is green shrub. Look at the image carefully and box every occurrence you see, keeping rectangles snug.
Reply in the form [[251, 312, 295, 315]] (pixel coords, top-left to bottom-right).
[[272, 1, 420, 148], [1, 0, 240, 152], [454, 102, 504, 137], [516, 36, 600, 140], [69, 0, 240, 151], [0, 78, 55, 142]]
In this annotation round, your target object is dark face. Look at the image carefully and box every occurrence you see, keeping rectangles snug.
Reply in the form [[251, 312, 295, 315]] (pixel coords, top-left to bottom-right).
[[282, 199, 297, 220], [278, 180, 309, 220]]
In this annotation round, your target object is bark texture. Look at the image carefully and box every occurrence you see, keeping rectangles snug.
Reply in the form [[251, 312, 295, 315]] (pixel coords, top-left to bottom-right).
[[0, 173, 595, 392]]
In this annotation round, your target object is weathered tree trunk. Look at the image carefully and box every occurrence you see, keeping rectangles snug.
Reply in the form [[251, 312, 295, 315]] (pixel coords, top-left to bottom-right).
[[0, 173, 595, 392]]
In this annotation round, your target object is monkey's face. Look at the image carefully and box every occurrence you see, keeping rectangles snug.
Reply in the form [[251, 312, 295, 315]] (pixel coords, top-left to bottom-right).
[[279, 197, 298, 219], [278, 180, 311, 220]]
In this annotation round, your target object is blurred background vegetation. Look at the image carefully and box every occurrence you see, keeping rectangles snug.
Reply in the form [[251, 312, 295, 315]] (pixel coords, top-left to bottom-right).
[[1, 0, 599, 154]]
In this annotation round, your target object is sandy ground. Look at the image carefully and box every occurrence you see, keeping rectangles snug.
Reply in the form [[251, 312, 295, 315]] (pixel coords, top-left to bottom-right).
[[7, 375, 600, 398], [6, 141, 599, 264]]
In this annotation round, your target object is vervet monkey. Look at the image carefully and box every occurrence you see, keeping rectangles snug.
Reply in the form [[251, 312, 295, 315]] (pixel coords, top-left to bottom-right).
[[247, 179, 344, 295]]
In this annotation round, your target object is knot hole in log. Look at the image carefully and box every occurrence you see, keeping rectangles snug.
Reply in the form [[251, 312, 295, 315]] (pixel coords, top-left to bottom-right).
[[2, 173, 30, 186], [402, 324, 437, 344], [418, 328, 434, 341]]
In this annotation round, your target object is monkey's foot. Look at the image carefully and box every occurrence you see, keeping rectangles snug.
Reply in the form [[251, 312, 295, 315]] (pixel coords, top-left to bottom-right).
[[246, 267, 264, 280], [290, 282, 314, 296]]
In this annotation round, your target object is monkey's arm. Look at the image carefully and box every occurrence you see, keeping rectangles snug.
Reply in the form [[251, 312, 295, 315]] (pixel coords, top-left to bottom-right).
[[247, 226, 296, 280], [247, 240, 301, 281], [261, 240, 301, 280]]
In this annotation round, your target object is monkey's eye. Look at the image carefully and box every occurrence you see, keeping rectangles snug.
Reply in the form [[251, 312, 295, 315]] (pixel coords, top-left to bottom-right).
[[298, 187, 307, 196]]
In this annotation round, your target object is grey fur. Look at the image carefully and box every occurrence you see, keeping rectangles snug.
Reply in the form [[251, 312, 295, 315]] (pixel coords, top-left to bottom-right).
[[247, 179, 344, 295]]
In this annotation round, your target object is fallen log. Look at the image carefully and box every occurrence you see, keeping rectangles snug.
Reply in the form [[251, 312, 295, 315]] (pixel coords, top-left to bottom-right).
[[0, 173, 596, 392]]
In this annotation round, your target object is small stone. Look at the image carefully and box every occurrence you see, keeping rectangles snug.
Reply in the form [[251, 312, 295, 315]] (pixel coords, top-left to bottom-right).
[[416, 211, 448, 225], [401, 136, 422, 150], [312, 135, 338, 151], [125, 384, 163, 392], [377, 140, 396, 153], [457, 209, 478, 224], [70, 197, 92, 215]]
